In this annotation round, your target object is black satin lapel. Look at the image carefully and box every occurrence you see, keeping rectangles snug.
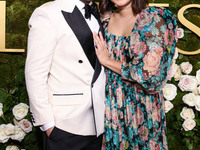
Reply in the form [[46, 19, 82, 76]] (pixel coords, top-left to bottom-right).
[[92, 26, 104, 84], [61, 6, 96, 69], [92, 58, 101, 84]]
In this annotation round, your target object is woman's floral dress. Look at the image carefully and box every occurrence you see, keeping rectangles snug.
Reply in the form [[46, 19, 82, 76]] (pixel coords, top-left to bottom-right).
[[102, 7, 178, 150]]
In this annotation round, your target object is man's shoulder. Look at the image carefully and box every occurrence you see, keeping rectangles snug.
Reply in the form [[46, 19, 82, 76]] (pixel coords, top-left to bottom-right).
[[35, 1, 58, 12], [33, 0, 75, 15]]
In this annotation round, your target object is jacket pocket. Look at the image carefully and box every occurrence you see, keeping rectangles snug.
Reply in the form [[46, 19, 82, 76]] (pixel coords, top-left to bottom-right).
[[53, 93, 83, 96], [52, 93, 84, 106]]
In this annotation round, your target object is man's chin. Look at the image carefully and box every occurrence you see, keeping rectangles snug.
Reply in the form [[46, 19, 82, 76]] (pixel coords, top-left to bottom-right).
[[80, 0, 92, 4]]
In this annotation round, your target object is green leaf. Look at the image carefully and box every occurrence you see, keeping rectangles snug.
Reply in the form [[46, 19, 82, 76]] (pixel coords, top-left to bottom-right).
[[0, 89, 9, 103]]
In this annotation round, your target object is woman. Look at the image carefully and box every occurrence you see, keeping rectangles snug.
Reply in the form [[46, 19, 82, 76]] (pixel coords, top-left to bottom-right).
[[93, 0, 178, 149]]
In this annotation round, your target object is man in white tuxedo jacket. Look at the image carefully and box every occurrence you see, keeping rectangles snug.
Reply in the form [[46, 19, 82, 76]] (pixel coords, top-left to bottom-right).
[[25, 0, 105, 149]]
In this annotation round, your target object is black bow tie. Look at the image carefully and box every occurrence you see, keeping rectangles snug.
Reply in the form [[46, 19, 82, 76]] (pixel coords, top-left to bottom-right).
[[84, 3, 100, 20]]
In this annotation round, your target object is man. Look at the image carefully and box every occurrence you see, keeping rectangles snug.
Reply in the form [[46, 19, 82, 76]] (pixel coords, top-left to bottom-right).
[[25, 0, 105, 149]]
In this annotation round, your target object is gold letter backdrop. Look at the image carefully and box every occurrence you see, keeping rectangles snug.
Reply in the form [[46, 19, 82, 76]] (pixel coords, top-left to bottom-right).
[[0, 1, 24, 52]]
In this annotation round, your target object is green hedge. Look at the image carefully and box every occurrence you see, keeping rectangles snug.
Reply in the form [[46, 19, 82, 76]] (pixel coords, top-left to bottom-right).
[[0, 0, 200, 149]]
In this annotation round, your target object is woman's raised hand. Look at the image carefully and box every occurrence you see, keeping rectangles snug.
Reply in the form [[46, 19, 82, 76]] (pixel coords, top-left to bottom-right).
[[93, 32, 109, 66]]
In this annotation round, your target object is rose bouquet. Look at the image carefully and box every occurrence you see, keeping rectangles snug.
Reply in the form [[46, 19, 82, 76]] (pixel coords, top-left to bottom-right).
[[162, 33, 200, 149], [0, 102, 32, 149], [0, 85, 38, 150]]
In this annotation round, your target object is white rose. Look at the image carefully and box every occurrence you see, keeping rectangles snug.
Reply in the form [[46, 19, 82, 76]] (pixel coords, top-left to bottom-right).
[[18, 119, 33, 133], [182, 93, 197, 107], [0, 103, 3, 117], [13, 118, 19, 126], [12, 103, 29, 120], [174, 66, 182, 81], [192, 88, 199, 95], [180, 62, 193, 75], [182, 118, 196, 131], [196, 69, 200, 83], [190, 76, 199, 91], [0, 124, 10, 143], [195, 96, 200, 111], [197, 86, 200, 95], [180, 107, 195, 119], [4, 124, 15, 136], [11, 126, 26, 142], [162, 84, 177, 100], [6, 145, 19, 150], [177, 28, 184, 39], [164, 101, 174, 113], [178, 75, 198, 91], [167, 60, 178, 81]]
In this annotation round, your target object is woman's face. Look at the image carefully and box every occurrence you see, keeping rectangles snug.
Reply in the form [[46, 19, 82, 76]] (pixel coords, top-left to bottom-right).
[[110, 0, 132, 7]]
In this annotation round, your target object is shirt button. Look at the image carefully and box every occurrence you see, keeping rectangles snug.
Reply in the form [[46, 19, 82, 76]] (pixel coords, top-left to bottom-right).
[[78, 60, 83, 63]]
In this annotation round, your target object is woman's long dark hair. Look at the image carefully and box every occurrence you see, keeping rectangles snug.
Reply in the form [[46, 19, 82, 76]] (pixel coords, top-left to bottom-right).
[[99, 0, 149, 15]]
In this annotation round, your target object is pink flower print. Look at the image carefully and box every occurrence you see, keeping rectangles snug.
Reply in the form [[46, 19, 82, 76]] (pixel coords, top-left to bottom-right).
[[120, 141, 125, 150], [152, 11, 160, 22], [138, 126, 149, 141], [103, 23, 107, 28], [163, 130, 168, 148], [102, 135, 106, 150], [126, 104, 132, 123], [149, 138, 155, 148], [137, 108, 144, 125], [143, 72, 148, 80], [158, 8, 164, 16], [118, 124, 123, 141], [120, 111, 124, 119], [105, 106, 111, 121], [111, 108, 118, 130], [143, 51, 161, 75], [153, 46, 163, 56], [131, 113, 138, 129], [130, 31, 140, 46], [145, 96, 152, 112], [145, 31, 152, 40], [164, 29, 174, 47], [152, 106, 161, 122], [133, 41, 147, 55], [116, 85, 123, 108], [155, 145, 161, 150], [168, 23, 173, 30], [102, 146, 106, 150], [137, 11, 153, 29]]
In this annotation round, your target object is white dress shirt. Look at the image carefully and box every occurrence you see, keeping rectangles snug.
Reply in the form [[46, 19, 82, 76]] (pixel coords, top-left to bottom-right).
[[40, 0, 100, 131]]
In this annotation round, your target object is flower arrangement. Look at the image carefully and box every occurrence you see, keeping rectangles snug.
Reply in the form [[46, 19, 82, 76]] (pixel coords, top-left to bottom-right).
[[0, 102, 32, 149], [162, 27, 200, 149], [0, 61, 42, 150]]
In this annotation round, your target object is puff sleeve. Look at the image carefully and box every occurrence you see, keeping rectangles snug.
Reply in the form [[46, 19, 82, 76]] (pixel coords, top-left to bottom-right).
[[121, 7, 178, 94]]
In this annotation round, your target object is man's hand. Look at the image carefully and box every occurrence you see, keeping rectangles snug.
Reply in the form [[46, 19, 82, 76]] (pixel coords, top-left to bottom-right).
[[46, 126, 54, 137]]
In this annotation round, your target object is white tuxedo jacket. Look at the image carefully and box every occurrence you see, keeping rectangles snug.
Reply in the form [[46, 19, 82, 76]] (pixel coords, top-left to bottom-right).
[[25, 0, 105, 136]]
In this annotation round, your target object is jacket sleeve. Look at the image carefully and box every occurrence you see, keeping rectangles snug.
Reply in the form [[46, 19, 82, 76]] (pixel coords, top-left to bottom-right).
[[25, 7, 57, 126]]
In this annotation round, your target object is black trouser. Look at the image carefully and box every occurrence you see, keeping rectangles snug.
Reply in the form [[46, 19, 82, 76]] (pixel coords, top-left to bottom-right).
[[43, 127, 103, 150]]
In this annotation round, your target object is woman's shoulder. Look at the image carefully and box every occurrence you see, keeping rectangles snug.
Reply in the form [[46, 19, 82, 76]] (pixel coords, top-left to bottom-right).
[[146, 6, 177, 24]]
